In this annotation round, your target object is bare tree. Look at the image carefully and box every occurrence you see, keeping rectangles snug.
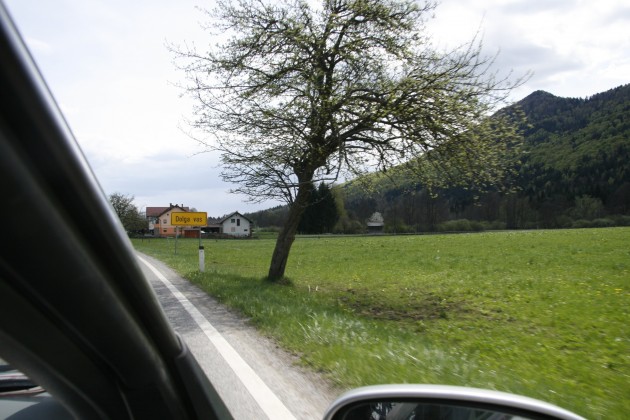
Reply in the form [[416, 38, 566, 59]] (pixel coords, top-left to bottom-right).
[[172, 0, 526, 280]]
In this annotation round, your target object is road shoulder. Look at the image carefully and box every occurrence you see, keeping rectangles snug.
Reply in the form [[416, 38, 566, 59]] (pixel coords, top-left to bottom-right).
[[137, 251, 338, 420]]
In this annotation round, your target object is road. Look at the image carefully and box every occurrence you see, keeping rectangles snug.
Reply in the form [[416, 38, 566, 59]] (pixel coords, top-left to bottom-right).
[[136, 252, 337, 420]]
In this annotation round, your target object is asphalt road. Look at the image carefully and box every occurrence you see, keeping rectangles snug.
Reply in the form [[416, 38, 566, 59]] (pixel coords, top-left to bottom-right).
[[136, 252, 337, 420]]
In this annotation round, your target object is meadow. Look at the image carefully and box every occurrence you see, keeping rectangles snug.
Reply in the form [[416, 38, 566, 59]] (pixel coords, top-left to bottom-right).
[[132, 228, 630, 419]]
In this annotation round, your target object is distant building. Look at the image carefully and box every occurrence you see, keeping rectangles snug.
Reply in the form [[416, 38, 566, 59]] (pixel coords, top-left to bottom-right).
[[367, 212, 384, 234], [203, 217, 222, 235], [145, 203, 190, 237], [217, 211, 253, 237]]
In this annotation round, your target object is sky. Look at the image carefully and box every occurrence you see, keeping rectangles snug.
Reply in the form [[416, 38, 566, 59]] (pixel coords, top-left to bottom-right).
[[4, 0, 629, 217]]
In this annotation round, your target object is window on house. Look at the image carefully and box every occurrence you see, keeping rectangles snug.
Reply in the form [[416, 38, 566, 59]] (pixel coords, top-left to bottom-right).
[[163, 229, 167, 233], [231, 218, 235, 223], [237, 219, 240, 226], [163, 219, 167, 224], [230, 227, 235, 232]]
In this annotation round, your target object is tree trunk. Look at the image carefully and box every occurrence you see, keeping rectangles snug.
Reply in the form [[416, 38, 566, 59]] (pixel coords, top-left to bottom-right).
[[267, 182, 312, 281]]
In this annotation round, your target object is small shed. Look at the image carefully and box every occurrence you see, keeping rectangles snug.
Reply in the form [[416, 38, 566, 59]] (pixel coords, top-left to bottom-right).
[[203, 217, 222, 234], [366, 212, 384, 234]]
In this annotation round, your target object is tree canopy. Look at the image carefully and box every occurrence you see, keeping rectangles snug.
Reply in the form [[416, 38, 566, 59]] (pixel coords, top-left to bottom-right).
[[173, 0, 525, 280], [108, 193, 146, 234]]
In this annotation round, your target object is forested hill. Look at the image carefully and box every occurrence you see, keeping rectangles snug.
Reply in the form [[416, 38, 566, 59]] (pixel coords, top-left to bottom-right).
[[518, 84, 629, 161], [515, 84, 630, 216], [246, 84, 630, 232]]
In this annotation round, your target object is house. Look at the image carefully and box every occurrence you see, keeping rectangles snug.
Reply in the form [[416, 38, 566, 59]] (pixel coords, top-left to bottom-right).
[[217, 211, 253, 237], [145, 203, 190, 237]]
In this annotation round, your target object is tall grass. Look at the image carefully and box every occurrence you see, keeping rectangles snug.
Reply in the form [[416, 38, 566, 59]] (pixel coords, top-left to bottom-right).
[[133, 228, 630, 419]]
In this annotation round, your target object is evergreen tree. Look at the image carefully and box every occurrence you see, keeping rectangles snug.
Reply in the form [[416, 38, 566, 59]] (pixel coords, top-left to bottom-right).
[[317, 183, 339, 233], [299, 183, 339, 234]]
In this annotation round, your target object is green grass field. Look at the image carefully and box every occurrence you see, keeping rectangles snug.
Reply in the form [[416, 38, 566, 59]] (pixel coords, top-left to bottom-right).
[[132, 228, 630, 419]]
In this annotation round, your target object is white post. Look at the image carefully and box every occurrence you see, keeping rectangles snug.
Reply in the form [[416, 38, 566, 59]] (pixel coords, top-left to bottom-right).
[[199, 245, 205, 272]]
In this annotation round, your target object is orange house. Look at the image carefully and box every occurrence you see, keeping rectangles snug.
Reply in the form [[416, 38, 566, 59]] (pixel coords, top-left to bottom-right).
[[145, 204, 190, 237]]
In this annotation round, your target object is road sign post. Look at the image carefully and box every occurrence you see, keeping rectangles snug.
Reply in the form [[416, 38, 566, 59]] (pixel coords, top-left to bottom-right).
[[170, 212, 208, 271]]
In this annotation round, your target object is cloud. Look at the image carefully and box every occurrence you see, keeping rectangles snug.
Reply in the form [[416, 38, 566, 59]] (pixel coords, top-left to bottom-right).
[[498, 0, 578, 14], [427, 0, 630, 100], [82, 145, 279, 217], [601, 5, 630, 24], [5, 0, 628, 217]]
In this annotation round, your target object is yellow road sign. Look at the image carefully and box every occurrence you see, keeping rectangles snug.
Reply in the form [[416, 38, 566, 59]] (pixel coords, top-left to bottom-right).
[[170, 212, 207, 226]]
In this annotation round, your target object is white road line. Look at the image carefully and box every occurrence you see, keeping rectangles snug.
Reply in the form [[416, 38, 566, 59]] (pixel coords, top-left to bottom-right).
[[137, 255, 297, 420]]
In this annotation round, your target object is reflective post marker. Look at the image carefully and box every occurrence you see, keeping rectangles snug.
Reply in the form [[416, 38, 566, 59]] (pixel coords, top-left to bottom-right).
[[199, 245, 205, 272], [198, 227, 204, 272]]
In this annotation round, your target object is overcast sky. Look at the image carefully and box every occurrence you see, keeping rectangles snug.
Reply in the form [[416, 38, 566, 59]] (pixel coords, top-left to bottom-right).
[[5, 0, 629, 217]]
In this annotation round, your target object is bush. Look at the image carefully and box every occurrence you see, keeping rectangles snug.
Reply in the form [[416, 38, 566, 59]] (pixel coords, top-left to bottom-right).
[[384, 222, 414, 234], [610, 215, 630, 226], [572, 218, 615, 228], [479, 220, 507, 231], [256, 226, 281, 232], [469, 221, 484, 232], [591, 218, 615, 228], [333, 217, 365, 234], [556, 215, 574, 229], [572, 219, 593, 228], [523, 221, 540, 229], [437, 219, 480, 232]]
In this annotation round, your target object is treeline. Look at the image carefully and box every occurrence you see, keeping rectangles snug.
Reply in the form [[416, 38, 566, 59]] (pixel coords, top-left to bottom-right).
[[246, 84, 630, 233]]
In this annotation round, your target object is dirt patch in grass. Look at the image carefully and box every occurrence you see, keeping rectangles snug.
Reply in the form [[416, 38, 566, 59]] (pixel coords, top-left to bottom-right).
[[339, 291, 467, 321]]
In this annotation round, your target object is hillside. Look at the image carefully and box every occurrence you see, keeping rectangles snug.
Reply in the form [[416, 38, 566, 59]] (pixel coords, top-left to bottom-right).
[[516, 85, 630, 211], [247, 84, 630, 232]]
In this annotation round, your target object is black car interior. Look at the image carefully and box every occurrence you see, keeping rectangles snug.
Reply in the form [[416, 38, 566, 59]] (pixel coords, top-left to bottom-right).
[[0, 3, 231, 418]]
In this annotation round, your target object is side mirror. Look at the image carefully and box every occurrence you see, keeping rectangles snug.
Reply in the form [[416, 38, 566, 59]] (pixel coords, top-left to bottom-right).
[[323, 385, 585, 420]]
